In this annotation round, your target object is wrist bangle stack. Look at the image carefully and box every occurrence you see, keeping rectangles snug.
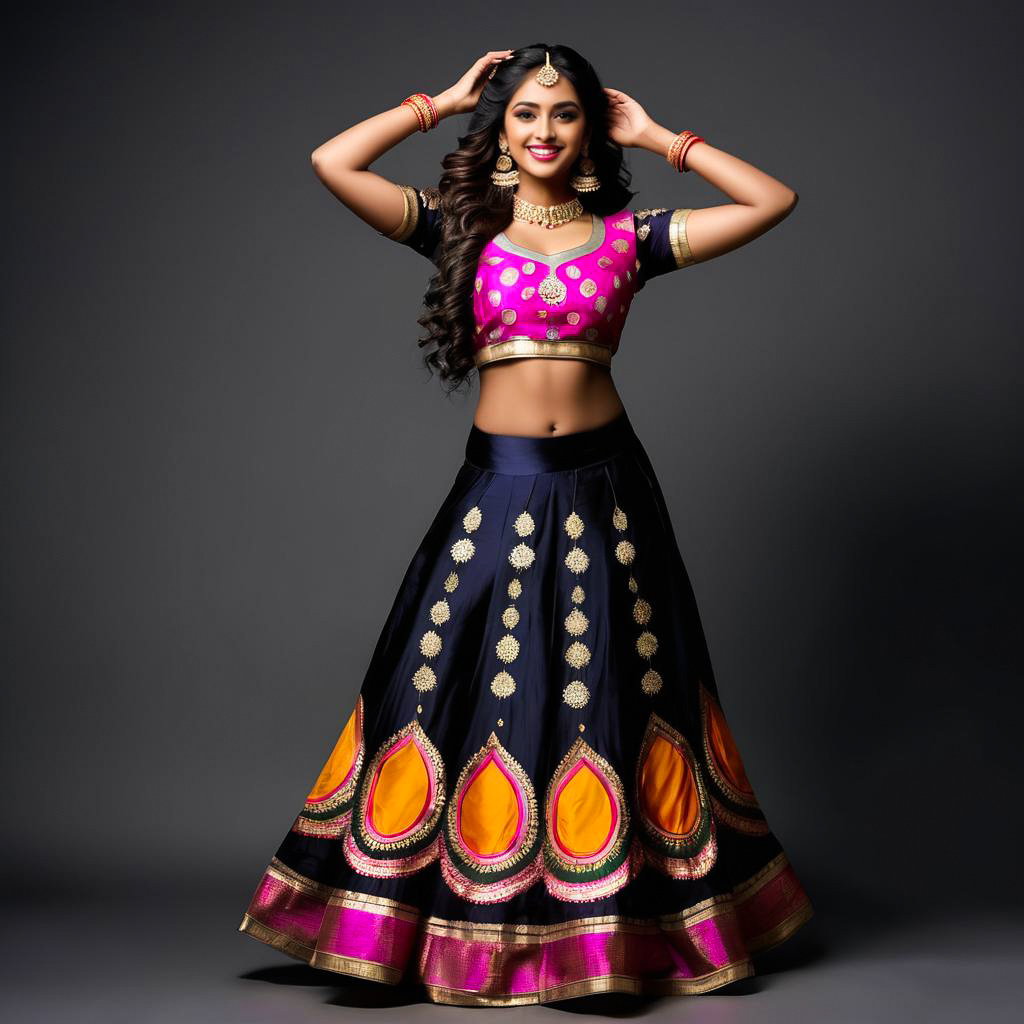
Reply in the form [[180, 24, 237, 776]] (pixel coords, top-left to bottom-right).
[[666, 130, 705, 172], [402, 93, 440, 132]]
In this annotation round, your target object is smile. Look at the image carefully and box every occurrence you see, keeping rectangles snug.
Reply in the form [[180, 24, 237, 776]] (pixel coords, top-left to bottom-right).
[[527, 146, 562, 161]]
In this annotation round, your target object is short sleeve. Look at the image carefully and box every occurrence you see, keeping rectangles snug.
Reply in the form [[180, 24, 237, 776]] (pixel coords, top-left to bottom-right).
[[383, 184, 443, 263], [632, 207, 697, 291]]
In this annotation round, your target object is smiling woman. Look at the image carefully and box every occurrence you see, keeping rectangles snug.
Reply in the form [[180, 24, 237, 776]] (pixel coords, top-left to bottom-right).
[[238, 42, 810, 1007]]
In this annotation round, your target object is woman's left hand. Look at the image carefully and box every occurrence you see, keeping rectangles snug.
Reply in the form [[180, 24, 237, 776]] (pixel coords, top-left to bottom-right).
[[604, 87, 652, 148]]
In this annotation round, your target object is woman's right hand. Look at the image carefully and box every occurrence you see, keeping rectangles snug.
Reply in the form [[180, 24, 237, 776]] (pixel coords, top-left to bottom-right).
[[435, 50, 514, 118]]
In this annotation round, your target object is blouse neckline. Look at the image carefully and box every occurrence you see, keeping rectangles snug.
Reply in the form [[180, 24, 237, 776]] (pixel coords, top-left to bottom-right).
[[491, 213, 606, 269]]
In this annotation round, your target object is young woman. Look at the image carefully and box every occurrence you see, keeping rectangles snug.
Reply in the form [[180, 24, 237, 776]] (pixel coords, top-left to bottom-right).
[[239, 43, 813, 1006]]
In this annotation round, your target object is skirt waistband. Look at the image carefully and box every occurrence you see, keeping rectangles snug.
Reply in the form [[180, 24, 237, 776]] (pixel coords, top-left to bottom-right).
[[465, 410, 638, 475]]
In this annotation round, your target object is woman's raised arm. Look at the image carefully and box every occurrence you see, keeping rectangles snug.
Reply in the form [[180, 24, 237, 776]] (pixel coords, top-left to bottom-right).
[[310, 50, 514, 238]]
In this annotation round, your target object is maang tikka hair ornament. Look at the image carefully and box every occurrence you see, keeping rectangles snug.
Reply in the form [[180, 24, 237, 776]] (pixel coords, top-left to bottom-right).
[[535, 50, 559, 86]]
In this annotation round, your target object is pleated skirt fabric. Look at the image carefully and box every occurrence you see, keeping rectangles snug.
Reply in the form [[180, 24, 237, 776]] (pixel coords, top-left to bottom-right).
[[238, 409, 813, 1005]]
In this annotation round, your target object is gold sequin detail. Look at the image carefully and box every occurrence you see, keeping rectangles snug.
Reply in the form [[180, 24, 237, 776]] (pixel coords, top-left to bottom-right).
[[514, 511, 535, 536], [566, 311, 580, 325], [565, 640, 591, 669], [451, 537, 476, 563], [612, 216, 634, 232], [499, 267, 520, 286], [579, 723, 586, 732], [564, 607, 589, 636], [444, 571, 460, 592], [412, 664, 437, 691], [509, 542, 535, 570], [565, 264, 582, 279], [491, 670, 516, 697], [523, 261, 536, 274], [507, 578, 522, 599], [430, 599, 451, 625], [521, 286, 536, 300], [594, 295, 607, 313], [571, 585, 585, 604], [633, 598, 652, 625], [613, 275, 621, 288], [563, 680, 590, 708], [637, 223, 651, 241], [564, 546, 589, 574], [501, 605, 520, 629], [487, 289, 502, 306], [475, 276, 483, 292], [628, 575, 638, 593], [496, 633, 520, 663], [598, 256, 613, 268], [546, 326, 559, 340], [564, 512, 584, 539], [615, 539, 636, 565], [636, 631, 658, 659], [420, 630, 442, 658], [611, 239, 629, 253], [483, 255, 504, 265], [641, 668, 663, 695], [579, 278, 597, 297], [612, 506, 628, 531], [501, 309, 517, 325], [497, 717, 504, 727], [417, 703, 423, 713], [463, 506, 482, 532]]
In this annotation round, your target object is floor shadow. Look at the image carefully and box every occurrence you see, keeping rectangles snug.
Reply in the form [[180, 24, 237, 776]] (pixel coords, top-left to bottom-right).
[[239, 964, 423, 1007]]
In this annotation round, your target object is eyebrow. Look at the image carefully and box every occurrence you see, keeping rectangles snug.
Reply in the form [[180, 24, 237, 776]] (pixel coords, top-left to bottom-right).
[[511, 100, 581, 110]]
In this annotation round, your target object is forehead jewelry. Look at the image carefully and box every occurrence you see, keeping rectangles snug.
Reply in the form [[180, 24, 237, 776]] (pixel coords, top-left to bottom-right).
[[535, 50, 559, 87]]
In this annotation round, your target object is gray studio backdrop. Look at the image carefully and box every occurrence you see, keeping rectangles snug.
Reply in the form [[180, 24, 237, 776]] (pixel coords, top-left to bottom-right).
[[4, 0, 1021, 927]]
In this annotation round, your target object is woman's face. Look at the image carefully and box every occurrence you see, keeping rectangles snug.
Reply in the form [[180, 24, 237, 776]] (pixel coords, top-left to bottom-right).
[[500, 72, 587, 185]]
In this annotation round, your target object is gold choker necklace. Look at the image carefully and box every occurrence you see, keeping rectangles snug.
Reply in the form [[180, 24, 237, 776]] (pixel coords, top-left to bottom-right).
[[512, 194, 584, 229]]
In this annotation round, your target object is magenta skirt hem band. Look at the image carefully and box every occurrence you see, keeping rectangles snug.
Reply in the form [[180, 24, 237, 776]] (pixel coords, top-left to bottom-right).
[[238, 850, 814, 1005]]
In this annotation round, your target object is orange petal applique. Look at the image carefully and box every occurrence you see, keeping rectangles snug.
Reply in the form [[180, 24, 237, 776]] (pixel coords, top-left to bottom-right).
[[440, 732, 542, 903], [634, 712, 717, 878], [293, 695, 365, 838], [553, 758, 616, 859]]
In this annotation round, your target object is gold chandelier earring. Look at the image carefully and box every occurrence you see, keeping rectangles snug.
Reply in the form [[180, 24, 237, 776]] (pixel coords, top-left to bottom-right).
[[569, 142, 600, 193], [491, 137, 520, 188]]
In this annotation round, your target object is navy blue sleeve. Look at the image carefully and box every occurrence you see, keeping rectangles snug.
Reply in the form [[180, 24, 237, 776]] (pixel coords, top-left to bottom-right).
[[632, 207, 697, 291], [383, 184, 443, 263]]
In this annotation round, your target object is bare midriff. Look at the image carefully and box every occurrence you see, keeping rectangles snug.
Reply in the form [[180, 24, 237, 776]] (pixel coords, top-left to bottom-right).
[[474, 357, 626, 437]]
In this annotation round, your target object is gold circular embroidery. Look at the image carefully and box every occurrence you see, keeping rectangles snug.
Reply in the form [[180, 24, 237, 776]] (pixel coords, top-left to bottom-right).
[[612, 506, 628, 531], [417, 703, 423, 713], [475, 276, 483, 292], [521, 286, 536, 300], [564, 607, 589, 636], [429, 599, 451, 625], [496, 633, 520, 663], [562, 680, 590, 708], [565, 264, 582, 280], [564, 545, 589, 574], [627, 575, 638, 593], [497, 717, 504, 726], [612, 238, 629, 253], [463, 506, 482, 533], [420, 630, 443, 658], [565, 640, 591, 669], [412, 664, 437, 691], [491, 670, 516, 697], [579, 723, 586, 732], [566, 311, 580, 325], [509, 543, 535, 570], [571, 584, 585, 604], [613, 275, 621, 288], [444, 571, 460, 592], [598, 255, 612, 268], [615, 539, 636, 565], [564, 511, 584, 539], [636, 631, 658, 659], [523, 261, 536, 275], [499, 267, 520, 286], [487, 289, 502, 307], [585, 327, 599, 341], [501, 309, 517, 325], [507, 578, 523, 599], [546, 326, 559, 340], [502, 605, 520, 629], [594, 295, 607, 313], [580, 278, 597, 297], [640, 668, 663, 695], [633, 598, 652, 625], [484, 255, 504, 265], [451, 537, 476, 563], [514, 511, 535, 536]]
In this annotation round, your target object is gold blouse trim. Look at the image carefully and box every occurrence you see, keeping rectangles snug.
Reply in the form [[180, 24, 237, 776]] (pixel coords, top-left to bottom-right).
[[385, 184, 420, 243], [669, 208, 696, 267], [475, 338, 613, 368]]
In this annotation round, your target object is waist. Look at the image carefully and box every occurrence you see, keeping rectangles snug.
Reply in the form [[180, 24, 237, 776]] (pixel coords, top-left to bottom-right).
[[474, 337, 613, 368], [465, 409, 638, 475]]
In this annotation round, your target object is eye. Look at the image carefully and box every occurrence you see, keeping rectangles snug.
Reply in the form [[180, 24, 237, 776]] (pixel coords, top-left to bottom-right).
[[514, 111, 577, 121]]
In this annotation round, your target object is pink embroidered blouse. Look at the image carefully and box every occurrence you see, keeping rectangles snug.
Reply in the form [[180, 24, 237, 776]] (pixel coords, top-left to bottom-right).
[[385, 185, 696, 368]]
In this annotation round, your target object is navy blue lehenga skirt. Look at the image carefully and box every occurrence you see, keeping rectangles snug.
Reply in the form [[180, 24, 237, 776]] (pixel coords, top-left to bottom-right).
[[239, 409, 813, 1005]]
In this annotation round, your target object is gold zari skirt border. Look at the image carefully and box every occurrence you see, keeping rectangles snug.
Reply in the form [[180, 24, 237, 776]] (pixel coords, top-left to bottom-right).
[[474, 337, 613, 368]]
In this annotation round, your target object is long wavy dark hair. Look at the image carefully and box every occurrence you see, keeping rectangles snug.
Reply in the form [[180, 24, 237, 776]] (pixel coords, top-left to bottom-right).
[[418, 43, 636, 395]]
